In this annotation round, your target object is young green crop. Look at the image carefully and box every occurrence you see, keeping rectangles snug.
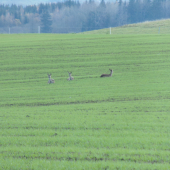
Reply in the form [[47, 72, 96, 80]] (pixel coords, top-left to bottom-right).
[[0, 34, 170, 169]]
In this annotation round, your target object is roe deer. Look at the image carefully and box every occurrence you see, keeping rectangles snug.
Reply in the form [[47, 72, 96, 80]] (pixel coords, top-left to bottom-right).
[[100, 69, 113, 77], [67, 72, 74, 81], [47, 74, 55, 84]]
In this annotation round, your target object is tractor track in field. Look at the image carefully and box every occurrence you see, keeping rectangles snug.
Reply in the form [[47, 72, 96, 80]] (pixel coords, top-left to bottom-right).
[[2, 154, 167, 164], [1, 96, 169, 107]]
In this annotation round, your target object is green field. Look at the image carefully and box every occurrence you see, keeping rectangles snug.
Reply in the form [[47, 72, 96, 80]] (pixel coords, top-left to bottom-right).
[[0, 33, 170, 170]]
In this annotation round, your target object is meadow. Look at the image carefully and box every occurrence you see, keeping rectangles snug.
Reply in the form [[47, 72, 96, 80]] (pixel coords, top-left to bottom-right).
[[83, 19, 170, 35], [0, 33, 170, 170]]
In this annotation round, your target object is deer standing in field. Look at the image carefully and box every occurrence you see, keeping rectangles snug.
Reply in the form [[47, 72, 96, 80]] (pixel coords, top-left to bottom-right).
[[100, 69, 113, 77], [47, 74, 55, 84], [67, 72, 74, 81]]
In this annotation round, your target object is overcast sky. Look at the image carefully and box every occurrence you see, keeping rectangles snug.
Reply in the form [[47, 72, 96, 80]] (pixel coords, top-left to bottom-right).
[[0, 0, 118, 6], [1, 0, 55, 5]]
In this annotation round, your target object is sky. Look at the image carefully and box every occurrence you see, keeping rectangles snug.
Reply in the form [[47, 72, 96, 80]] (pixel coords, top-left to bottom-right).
[[1, 0, 57, 5], [0, 0, 118, 6]]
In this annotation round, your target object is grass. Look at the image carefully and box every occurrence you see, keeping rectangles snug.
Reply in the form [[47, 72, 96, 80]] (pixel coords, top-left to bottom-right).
[[0, 33, 170, 169], [81, 19, 170, 34]]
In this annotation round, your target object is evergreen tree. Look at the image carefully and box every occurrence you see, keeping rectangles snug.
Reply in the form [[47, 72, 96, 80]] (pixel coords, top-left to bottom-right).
[[25, 5, 37, 14], [39, 3, 45, 14], [24, 15, 29, 24], [117, 0, 128, 26], [119, 0, 123, 6], [89, 0, 94, 4], [84, 11, 96, 31], [40, 10, 52, 33], [88, 11, 96, 30], [0, 5, 6, 16], [142, 0, 152, 21], [128, 0, 136, 23], [151, 0, 163, 20], [99, 0, 106, 8]]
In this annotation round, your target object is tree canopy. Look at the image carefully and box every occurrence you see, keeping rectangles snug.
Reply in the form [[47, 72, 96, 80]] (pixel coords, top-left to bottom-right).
[[0, 0, 170, 33]]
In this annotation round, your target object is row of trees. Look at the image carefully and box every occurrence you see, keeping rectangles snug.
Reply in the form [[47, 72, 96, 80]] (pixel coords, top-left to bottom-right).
[[0, 0, 170, 33]]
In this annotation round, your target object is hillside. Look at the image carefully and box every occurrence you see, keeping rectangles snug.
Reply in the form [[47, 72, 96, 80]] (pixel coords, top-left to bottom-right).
[[81, 19, 170, 34]]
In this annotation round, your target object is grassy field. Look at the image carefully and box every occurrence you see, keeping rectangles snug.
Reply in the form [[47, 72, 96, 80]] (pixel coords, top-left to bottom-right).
[[0, 33, 170, 170], [81, 19, 170, 34]]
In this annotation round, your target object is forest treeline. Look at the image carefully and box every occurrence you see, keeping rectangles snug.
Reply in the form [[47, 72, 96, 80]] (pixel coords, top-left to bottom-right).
[[0, 0, 170, 33]]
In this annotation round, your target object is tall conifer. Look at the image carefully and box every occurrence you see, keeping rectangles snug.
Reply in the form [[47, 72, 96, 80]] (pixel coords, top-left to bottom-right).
[[40, 10, 52, 33]]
